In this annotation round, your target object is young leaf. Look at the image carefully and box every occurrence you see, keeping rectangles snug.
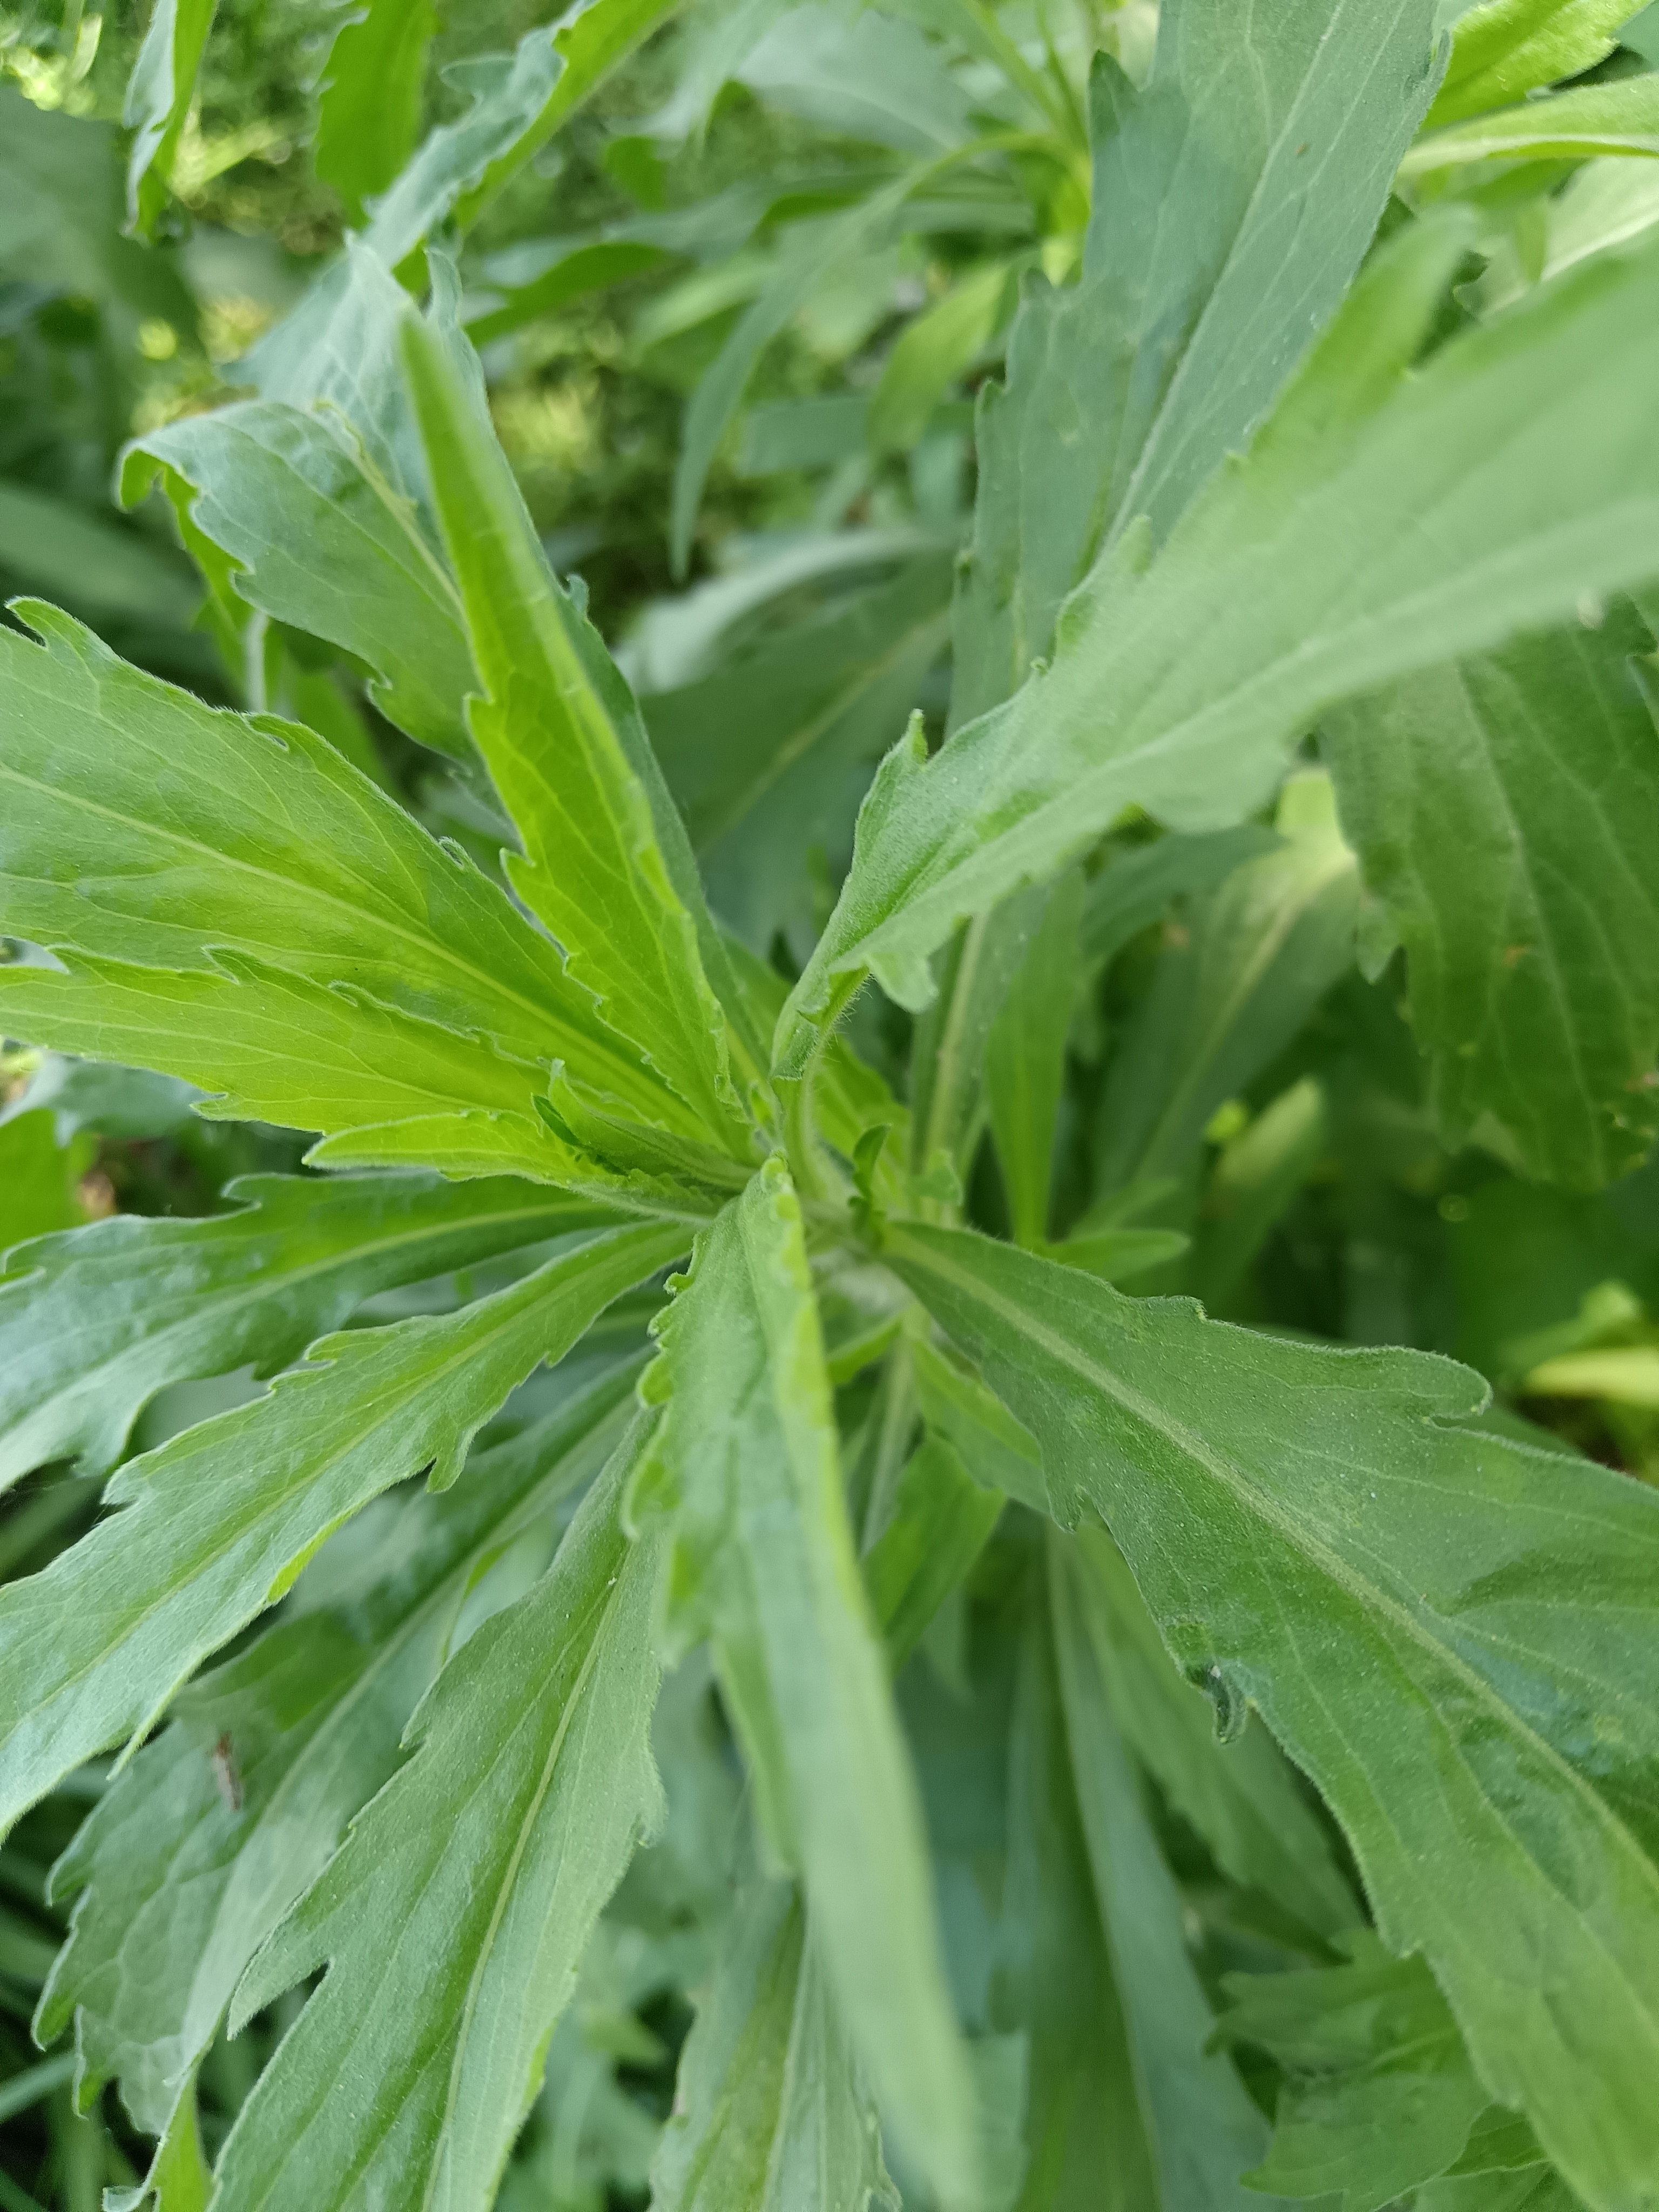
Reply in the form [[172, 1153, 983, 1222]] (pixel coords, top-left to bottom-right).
[[952, 0, 1443, 727], [0, 605, 663, 1117], [1323, 602, 1659, 1189], [314, 0, 440, 225], [1049, 1530, 1276, 2207], [0, 1170, 614, 1489], [780, 220, 1659, 1049], [124, 0, 215, 239], [650, 1878, 898, 2212], [645, 1158, 974, 2204], [0, 1218, 685, 1833], [38, 1365, 638, 2149], [400, 316, 758, 1147], [121, 403, 476, 760], [886, 1222, 1659, 2211], [1404, 71, 1659, 168], [213, 1419, 667, 2212], [1427, 0, 1651, 126]]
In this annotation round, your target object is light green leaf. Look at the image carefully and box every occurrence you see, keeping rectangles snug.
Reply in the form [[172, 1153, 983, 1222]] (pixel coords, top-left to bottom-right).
[[315, 0, 440, 225], [38, 1365, 638, 2146], [737, 4, 973, 153], [0, 1109, 91, 1257], [986, 870, 1083, 1247], [910, 1336, 1044, 1507], [401, 316, 758, 1147], [645, 555, 954, 952], [867, 259, 1017, 458], [952, 0, 1443, 730], [780, 217, 1659, 1055], [1060, 1522, 1357, 1940], [124, 0, 216, 239], [1195, 1076, 1330, 1309], [1405, 71, 1659, 168], [120, 402, 476, 760], [0, 485, 197, 630], [0, 604, 665, 1120], [1049, 1529, 1276, 2208], [1094, 773, 1358, 1196], [1217, 1938, 1489, 2211], [0, 1218, 684, 1834], [865, 1433, 1004, 1670], [644, 1158, 973, 2203], [650, 1878, 899, 2212], [886, 1221, 1659, 2212], [0, 1170, 616, 1489], [214, 1420, 666, 2212], [1323, 604, 1659, 1191], [1427, 0, 1650, 125]]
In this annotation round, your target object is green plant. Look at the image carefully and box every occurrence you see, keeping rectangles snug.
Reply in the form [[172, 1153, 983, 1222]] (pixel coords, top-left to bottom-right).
[[5, 1, 1659, 2208]]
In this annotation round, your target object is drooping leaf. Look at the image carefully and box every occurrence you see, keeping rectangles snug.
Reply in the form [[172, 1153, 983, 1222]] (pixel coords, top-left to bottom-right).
[[1323, 602, 1659, 1189], [886, 1222, 1659, 2210], [649, 1878, 898, 2212], [0, 603, 666, 1119], [0, 1218, 685, 1833], [1427, 0, 1651, 125], [314, 0, 440, 224], [213, 1418, 667, 2212], [1049, 1529, 1277, 2208], [401, 315, 759, 1146], [952, 0, 1444, 729], [0, 1170, 616, 1489], [1217, 1937, 1489, 2211], [643, 1158, 974, 2203], [124, 0, 217, 239], [37, 1365, 637, 2155], [779, 217, 1659, 1054], [1405, 71, 1659, 168]]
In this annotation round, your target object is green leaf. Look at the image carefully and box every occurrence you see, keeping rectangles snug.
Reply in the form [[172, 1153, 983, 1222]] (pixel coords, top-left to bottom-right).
[[1405, 71, 1659, 167], [780, 216, 1659, 1054], [0, 1217, 684, 1834], [865, 1432, 1004, 1670], [37, 1364, 639, 2146], [986, 870, 1083, 1247], [401, 315, 759, 1148], [650, 1878, 899, 2212], [120, 402, 476, 760], [737, 4, 973, 154], [1324, 603, 1659, 1189], [1217, 1937, 1489, 2210], [0, 485, 197, 631], [213, 1417, 666, 2212], [644, 554, 954, 952], [1049, 1529, 1276, 2208], [952, 0, 1444, 729], [644, 1158, 973, 2203], [867, 259, 1018, 458], [124, 0, 216, 239], [0, 1170, 616, 1489], [885, 1222, 1659, 2210], [0, 604, 666, 1120], [1094, 773, 1358, 1196], [1078, 826, 1284, 973], [1428, 0, 1650, 125], [314, 0, 440, 225], [0, 1109, 91, 1256], [1195, 1076, 1330, 1310], [1059, 1522, 1357, 1940]]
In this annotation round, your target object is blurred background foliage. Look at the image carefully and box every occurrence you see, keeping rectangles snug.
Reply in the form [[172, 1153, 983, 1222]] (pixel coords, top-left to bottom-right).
[[4, 0, 1659, 2201]]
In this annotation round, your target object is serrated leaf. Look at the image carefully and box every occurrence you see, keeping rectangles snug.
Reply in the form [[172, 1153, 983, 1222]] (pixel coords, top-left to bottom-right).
[[213, 1419, 667, 2212], [1405, 70, 1659, 167], [779, 218, 1659, 1055], [952, 0, 1442, 730], [886, 1222, 1659, 2211], [38, 1363, 637, 2149], [0, 1170, 616, 1489], [0, 1218, 684, 1835], [1427, 0, 1650, 125], [124, 0, 215, 239], [650, 1878, 898, 2212], [120, 401, 476, 760], [401, 316, 758, 1147], [314, 0, 440, 225], [1061, 1522, 1357, 1940], [645, 1158, 973, 2203], [1049, 1530, 1277, 2209], [0, 604, 670, 1121], [1323, 603, 1659, 1189]]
